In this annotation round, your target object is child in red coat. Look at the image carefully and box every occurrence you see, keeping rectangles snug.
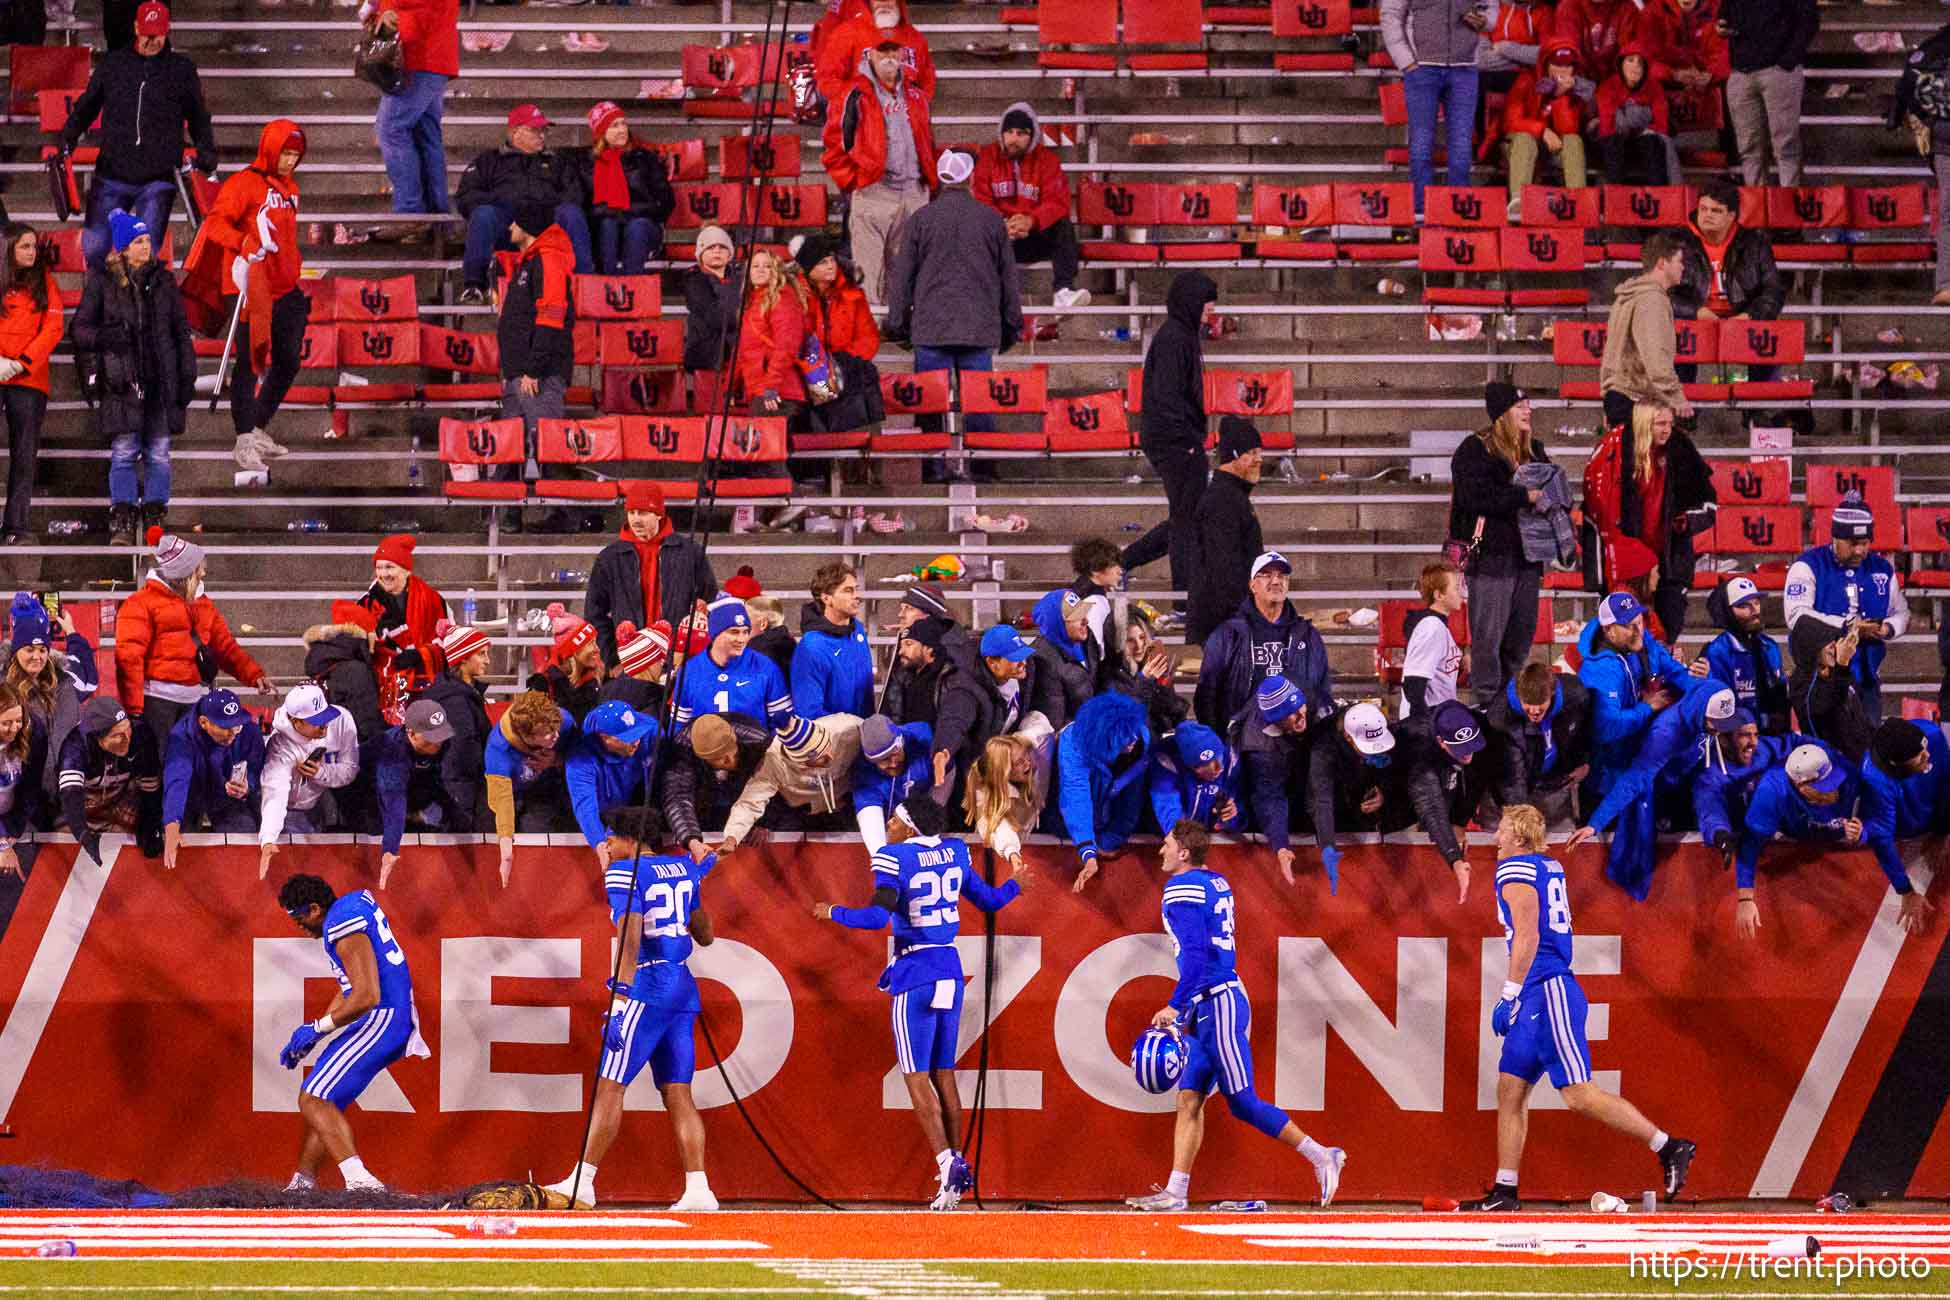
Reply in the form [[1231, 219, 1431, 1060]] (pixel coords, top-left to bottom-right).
[[1503, 43, 1591, 218], [1595, 43, 1675, 185]]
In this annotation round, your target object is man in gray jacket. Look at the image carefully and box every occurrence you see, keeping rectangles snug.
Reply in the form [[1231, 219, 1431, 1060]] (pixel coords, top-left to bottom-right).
[[884, 149, 1025, 451], [1380, 0, 1492, 216]]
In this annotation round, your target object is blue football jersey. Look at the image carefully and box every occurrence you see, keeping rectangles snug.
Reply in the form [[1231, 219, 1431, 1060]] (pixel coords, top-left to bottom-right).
[[1494, 853, 1575, 991], [669, 649, 792, 731], [874, 835, 975, 988], [322, 890, 414, 1012], [607, 852, 719, 971], [1161, 868, 1239, 1011]]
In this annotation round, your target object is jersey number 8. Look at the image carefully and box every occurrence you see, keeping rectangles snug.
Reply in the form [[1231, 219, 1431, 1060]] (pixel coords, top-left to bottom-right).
[[908, 867, 964, 929], [1545, 875, 1572, 935]]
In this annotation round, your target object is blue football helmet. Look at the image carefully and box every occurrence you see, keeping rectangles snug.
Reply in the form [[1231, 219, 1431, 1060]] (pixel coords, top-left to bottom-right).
[[1131, 1025, 1187, 1095]]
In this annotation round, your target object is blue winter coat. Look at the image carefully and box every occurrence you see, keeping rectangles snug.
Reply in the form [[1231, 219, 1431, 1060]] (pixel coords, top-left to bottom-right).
[[1056, 691, 1152, 862], [1735, 738, 1860, 888], [1696, 732, 1803, 851], [161, 707, 265, 828], [1148, 720, 1243, 832], [565, 728, 659, 848], [790, 603, 876, 720], [852, 720, 934, 821], [1857, 721, 1950, 894], [1583, 674, 1730, 900], [1576, 617, 1691, 797]]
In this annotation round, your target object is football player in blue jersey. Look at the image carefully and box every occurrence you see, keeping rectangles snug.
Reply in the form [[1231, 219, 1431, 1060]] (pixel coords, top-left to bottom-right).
[[546, 808, 725, 1211], [277, 873, 429, 1193], [1470, 805, 1695, 1211], [1127, 819, 1346, 1212], [814, 796, 1022, 1210]]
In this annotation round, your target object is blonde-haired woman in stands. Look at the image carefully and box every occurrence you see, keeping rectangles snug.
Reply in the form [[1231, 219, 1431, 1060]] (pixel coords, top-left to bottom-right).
[[735, 248, 810, 427], [960, 712, 1054, 877], [0, 223, 63, 546]]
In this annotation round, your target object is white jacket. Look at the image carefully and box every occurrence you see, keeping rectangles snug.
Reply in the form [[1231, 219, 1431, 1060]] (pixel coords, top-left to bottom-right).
[[259, 705, 360, 843], [723, 714, 863, 843]]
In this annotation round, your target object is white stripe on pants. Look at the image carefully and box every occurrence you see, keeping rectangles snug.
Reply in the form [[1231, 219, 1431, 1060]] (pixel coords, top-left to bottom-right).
[[1544, 978, 1590, 1086], [304, 1008, 391, 1100]]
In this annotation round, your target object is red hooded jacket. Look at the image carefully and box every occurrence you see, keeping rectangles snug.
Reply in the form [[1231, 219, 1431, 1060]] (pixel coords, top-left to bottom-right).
[[1552, 0, 1631, 77], [1504, 54, 1589, 138], [821, 70, 939, 194], [1627, 0, 1729, 85], [808, 267, 878, 360], [972, 104, 1072, 232], [814, 0, 936, 104], [377, 0, 460, 79], [810, 0, 871, 62], [1594, 43, 1670, 139], [181, 120, 305, 365], [0, 267, 63, 396]]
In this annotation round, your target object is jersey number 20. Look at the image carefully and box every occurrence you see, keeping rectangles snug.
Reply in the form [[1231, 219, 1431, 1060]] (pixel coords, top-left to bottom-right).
[[646, 880, 697, 938], [908, 867, 964, 929]]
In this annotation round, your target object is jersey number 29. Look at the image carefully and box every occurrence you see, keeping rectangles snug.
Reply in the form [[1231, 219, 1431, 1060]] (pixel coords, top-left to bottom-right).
[[908, 867, 964, 929]]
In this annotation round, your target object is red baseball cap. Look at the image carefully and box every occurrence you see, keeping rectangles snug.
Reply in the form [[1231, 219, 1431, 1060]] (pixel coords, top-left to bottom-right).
[[507, 104, 550, 130], [135, 1, 170, 37]]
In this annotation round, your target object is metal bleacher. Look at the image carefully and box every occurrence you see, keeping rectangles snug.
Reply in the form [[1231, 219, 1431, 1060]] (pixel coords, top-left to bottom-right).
[[2, 0, 1947, 707]]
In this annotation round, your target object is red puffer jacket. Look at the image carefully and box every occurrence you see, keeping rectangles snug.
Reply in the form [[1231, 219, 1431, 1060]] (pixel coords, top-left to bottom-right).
[[735, 285, 809, 404], [1594, 44, 1671, 139], [114, 575, 268, 713], [808, 270, 879, 360]]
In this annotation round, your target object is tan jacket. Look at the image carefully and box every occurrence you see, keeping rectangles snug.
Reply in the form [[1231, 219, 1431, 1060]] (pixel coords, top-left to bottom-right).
[[1598, 272, 1686, 412], [724, 713, 864, 843]]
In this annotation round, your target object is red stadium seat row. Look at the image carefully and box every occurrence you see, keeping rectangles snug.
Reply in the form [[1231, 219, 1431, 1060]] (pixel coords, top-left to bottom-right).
[[1552, 318, 1808, 367], [437, 415, 793, 502]]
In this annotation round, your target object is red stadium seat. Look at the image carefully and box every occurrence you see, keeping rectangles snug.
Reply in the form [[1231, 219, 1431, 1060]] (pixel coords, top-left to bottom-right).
[[1252, 184, 1334, 228], [1125, 0, 1208, 70], [962, 368, 1048, 415], [418, 325, 499, 376], [880, 370, 954, 415], [1850, 185, 1928, 230], [1423, 187, 1505, 229], [9, 45, 88, 116], [1039, 0, 1117, 68], [1418, 228, 1499, 272], [332, 275, 417, 322], [1499, 226, 1582, 273], [336, 322, 420, 367], [535, 417, 623, 500], [1519, 186, 1601, 228], [439, 417, 528, 501], [1701, 506, 1801, 556], [1205, 369, 1294, 417], [1601, 185, 1690, 227], [1718, 319, 1804, 366], [575, 275, 660, 321], [1704, 458, 1790, 506], [719, 134, 800, 179], [598, 321, 684, 368], [1332, 182, 1415, 227], [1273, 0, 1351, 36], [1045, 392, 1133, 452]]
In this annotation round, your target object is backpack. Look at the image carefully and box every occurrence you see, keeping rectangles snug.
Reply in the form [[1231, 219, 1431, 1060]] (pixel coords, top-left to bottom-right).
[[1909, 38, 1950, 124]]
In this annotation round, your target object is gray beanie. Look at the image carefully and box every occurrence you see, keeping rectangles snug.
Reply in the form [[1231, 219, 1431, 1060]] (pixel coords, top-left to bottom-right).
[[156, 534, 205, 581]]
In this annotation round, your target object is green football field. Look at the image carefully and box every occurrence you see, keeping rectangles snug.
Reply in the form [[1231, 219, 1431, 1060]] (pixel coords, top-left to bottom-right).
[[1, 1258, 1945, 1299]]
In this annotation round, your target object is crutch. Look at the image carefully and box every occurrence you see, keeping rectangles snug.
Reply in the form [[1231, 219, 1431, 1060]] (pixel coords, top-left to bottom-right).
[[207, 284, 246, 413]]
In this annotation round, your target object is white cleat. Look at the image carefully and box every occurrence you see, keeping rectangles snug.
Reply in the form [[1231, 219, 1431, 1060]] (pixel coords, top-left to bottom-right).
[[543, 1174, 596, 1209], [344, 1176, 387, 1193], [1124, 1186, 1189, 1212], [668, 1188, 720, 1212], [1312, 1147, 1347, 1207]]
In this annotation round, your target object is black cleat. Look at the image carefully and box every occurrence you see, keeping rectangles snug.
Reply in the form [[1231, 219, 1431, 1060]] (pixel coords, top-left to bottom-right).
[[1462, 1184, 1522, 1212], [1660, 1138, 1697, 1198]]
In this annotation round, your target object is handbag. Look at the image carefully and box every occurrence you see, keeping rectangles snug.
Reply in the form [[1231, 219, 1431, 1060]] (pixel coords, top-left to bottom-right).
[[797, 331, 842, 406], [354, 22, 406, 95], [1441, 516, 1484, 569]]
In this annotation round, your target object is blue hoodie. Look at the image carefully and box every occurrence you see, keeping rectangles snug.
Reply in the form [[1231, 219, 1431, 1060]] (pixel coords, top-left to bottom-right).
[[161, 707, 265, 828], [852, 719, 934, 850], [1735, 739, 1860, 888], [1057, 690, 1152, 862], [1696, 732, 1803, 851], [790, 602, 876, 720], [565, 727, 659, 849], [1857, 721, 1950, 894], [1032, 589, 1087, 664], [1148, 721, 1243, 832], [1582, 676, 1729, 900], [1576, 617, 1691, 796]]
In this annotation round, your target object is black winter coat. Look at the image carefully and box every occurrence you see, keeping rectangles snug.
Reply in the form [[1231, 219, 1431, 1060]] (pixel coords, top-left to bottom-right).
[[563, 144, 676, 225], [884, 186, 1024, 351], [1398, 709, 1520, 866], [73, 261, 197, 437], [584, 534, 718, 667], [1187, 467, 1264, 643], [1448, 430, 1551, 578], [527, 663, 603, 726], [1484, 673, 1593, 800], [60, 46, 217, 185], [1140, 272, 1216, 455], [455, 144, 579, 216], [681, 266, 742, 372], [1671, 225, 1785, 322], [1306, 715, 1415, 849], [304, 627, 386, 743], [662, 711, 771, 847], [598, 673, 666, 718], [1719, 0, 1819, 73], [416, 669, 490, 833], [497, 231, 576, 384]]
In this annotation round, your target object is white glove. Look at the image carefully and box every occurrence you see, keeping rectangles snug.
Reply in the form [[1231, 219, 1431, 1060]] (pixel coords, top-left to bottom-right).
[[0, 358, 24, 382], [230, 255, 251, 294], [254, 205, 280, 256]]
